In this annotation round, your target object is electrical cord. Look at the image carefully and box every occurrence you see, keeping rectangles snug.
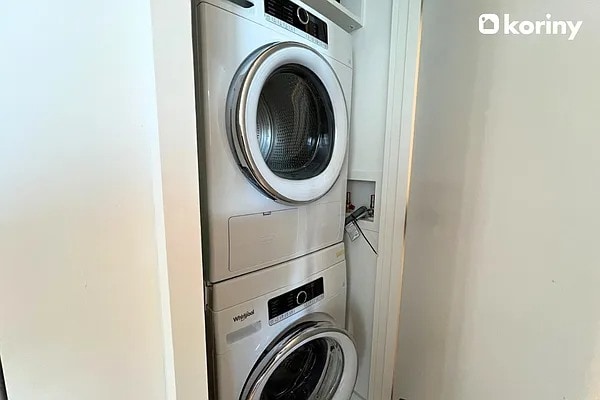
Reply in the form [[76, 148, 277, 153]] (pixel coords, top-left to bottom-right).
[[354, 220, 378, 255], [345, 206, 378, 255]]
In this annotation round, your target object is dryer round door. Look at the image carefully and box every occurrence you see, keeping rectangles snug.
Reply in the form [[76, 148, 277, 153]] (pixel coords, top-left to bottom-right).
[[228, 42, 348, 204], [240, 319, 358, 400]]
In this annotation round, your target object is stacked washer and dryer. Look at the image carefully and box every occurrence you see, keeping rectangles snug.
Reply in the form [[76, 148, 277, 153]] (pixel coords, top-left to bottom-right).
[[193, 0, 357, 398]]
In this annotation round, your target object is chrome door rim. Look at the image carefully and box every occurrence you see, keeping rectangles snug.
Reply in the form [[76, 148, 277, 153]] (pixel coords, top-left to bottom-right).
[[227, 42, 348, 204], [240, 319, 358, 400]]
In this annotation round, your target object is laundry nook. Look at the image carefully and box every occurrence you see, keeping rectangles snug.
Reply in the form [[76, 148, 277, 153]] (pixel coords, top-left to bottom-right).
[[2, 0, 599, 399]]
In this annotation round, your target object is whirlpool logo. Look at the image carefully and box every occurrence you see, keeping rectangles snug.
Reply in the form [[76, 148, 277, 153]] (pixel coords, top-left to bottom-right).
[[479, 13, 583, 40], [232, 309, 255, 322]]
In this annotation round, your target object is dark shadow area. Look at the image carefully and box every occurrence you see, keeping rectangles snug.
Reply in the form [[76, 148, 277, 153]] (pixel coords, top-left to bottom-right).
[[0, 354, 7, 400]]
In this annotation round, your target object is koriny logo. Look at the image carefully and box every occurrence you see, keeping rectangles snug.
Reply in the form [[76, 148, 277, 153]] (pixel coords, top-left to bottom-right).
[[479, 14, 583, 40], [479, 14, 500, 34], [232, 309, 255, 322]]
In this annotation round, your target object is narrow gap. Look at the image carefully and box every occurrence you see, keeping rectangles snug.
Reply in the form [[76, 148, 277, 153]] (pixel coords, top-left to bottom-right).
[[0, 354, 7, 400]]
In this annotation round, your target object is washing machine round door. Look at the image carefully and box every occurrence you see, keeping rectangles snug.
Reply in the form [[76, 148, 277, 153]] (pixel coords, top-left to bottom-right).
[[240, 319, 358, 400], [228, 42, 348, 204]]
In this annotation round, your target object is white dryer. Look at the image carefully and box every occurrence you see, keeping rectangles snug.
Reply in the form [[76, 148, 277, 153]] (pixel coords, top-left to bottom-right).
[[206, 243, 358, 400], [192, 0, 353, 283]]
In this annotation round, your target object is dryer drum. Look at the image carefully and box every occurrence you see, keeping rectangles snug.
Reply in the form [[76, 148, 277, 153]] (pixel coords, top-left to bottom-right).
[[255, 65, 335, 180]]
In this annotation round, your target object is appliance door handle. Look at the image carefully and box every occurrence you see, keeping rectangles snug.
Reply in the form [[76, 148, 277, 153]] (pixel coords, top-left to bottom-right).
[[226, 0, 254, 8]]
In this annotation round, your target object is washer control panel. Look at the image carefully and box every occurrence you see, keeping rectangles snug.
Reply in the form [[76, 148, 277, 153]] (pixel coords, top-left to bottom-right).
[[264, 0, 329, 45], [268, 277, 324, 325]]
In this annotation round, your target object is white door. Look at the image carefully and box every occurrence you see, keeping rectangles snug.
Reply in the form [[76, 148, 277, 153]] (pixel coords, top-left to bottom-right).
[[228, 41, 348, 204], [240, 319, 357, 400]]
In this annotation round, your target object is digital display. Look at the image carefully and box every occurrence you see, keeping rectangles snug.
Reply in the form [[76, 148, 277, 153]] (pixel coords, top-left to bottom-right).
[[264, 0, 329, 44], [268, 278, 325, 325]]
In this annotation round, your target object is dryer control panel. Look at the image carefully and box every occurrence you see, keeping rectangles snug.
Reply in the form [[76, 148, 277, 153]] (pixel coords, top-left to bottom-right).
[[264, 0, 329, 45], [268, 277, 325, 325]]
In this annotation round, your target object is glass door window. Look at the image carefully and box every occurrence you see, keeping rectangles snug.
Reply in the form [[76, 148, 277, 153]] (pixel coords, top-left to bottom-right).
[[260, 337, 343, 399], [241, 320, 357, 400], [257, 65, 335, 181], [228, 42, 348, 204]]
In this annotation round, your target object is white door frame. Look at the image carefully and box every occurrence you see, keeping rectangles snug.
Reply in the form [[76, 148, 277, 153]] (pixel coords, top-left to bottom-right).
[[368, 0, 422, 399]]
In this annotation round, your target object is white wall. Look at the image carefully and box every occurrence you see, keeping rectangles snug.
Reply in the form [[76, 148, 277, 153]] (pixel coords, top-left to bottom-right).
[[394, 0, 600, 399], [347, 0, 393, 182], [0, 1, 208, 399], [150, 0, 210, 398]]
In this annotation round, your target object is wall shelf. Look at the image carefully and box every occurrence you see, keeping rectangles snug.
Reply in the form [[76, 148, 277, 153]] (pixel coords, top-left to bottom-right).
[[302, 0, 363, 32]]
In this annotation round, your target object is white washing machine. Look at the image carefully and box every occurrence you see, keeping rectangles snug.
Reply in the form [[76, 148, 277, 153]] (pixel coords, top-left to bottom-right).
[[206, 242, 358, 399], [192, 0, 353, 283]]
